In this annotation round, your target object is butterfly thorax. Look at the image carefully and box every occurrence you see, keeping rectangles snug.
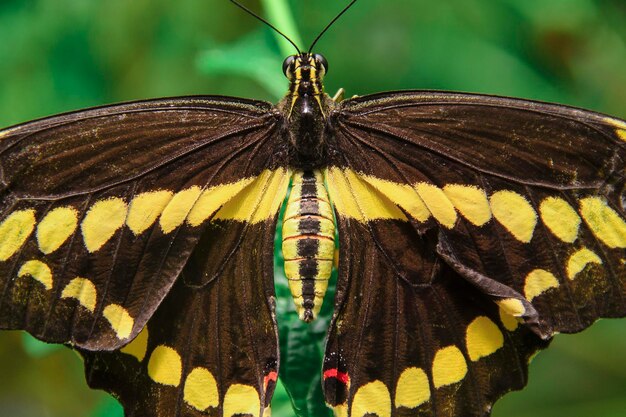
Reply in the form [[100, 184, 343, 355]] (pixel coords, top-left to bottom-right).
[[279, 53, 335, 169]]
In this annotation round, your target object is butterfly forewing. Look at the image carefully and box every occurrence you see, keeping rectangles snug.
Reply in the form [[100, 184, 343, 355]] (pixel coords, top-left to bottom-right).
[[335, 91, 624, 188], [321, 91, 626, 416], [0, 96, 286, 352]]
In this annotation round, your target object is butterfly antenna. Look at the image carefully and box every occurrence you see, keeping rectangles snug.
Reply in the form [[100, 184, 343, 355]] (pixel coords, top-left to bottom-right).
[[230, 0, 301, 54], [308, 0, 357, 53]]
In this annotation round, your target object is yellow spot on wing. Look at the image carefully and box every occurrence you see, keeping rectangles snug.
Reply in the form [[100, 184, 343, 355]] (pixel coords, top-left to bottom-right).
[[37, 207, 78, 254], [359, 175, 430, 221], [415, 183, 457, 228], [498, 306, 519, 331], [524, 269, 559, 301], [579, 197, 626, 248], [81, 198, 127, 252], [184, 367, 219, 411], [223, 384, 261, 417], [567, 247, 602, 279], [214, 169, 290, 223], [333, 404, 348, 417], [604, 117, 626, 130], [490, 190, 537, 243], [103, 304, 134, 339], [539, 197, 580, 243], [395, 367, 430, 408], [126, 190, 173, 235], [252, 169, 290, 223], [159, 187, 202, 234], [351, 380, 391, 417], [324, 168, 361, 220], [432, 346, 467, 388], [0, 209, 36, 261], [120, 326, 149, 361], [187, 178, 255, 226], [148, 345, 182, 387], [496, 298, 525, 317], [465, 316, 504, 361], [325, 168, 407, 221], [443, 184, 491, 226], [18, 260, 53, 290], [604, 117, 626, 140], [61, 277, 97, 311]]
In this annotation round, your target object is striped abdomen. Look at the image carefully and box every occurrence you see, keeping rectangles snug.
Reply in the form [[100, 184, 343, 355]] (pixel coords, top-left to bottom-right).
[[282, 170, 336, 322]]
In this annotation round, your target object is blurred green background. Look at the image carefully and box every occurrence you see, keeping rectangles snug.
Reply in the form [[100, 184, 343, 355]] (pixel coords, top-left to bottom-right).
[[0, 0, 625, 416]]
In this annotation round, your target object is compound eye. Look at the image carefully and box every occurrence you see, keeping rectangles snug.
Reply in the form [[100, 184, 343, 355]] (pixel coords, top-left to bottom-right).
[[282, 55, 296, 78], [314, 53, 328, 76]]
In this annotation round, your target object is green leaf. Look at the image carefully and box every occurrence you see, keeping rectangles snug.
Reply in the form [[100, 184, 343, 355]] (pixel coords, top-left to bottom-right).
[[261, 0, 303, 56], [197, 29, 285, 100], [89, 396, 124, 417], [20, 332, 62, 358]]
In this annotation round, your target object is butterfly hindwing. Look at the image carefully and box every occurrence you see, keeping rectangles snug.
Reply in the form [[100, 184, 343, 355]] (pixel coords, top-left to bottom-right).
[[323, 91, 626, 415], [80, 218, 280, 417], [0, 96, 286, 354], [323, 217, 549, 417]]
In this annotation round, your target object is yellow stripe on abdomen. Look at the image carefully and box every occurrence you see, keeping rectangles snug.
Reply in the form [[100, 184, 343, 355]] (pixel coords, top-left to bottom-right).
[[282, 169, 336, 322]]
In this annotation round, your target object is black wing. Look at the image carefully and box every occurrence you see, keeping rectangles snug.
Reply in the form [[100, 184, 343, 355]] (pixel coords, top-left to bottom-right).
[[0, 96, 289, 416], [323, 91, 626, 416], [81, 219, 280, 417]]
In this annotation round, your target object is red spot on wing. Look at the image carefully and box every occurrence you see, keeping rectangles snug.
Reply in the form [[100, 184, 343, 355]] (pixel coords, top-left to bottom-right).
[[264, 370, 278, 388], [323, 368, 350, 385]]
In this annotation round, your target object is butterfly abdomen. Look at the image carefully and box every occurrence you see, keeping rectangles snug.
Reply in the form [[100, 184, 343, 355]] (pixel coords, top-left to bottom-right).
[[282, 170, 335, 322]]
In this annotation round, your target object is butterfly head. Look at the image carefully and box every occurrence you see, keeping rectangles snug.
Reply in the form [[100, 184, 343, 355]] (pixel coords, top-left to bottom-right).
[[283, 53, 328, 100]]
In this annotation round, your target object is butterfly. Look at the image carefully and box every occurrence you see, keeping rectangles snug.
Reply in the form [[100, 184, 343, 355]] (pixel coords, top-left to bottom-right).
[[1, 1, 625, 416]]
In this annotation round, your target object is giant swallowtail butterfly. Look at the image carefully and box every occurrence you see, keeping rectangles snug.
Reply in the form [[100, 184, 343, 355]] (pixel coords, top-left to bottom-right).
[[1, 1, 625, 416]]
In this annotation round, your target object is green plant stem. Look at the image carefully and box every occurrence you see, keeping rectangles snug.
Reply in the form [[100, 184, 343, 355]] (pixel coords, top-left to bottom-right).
[[261, 0, 303, 57]]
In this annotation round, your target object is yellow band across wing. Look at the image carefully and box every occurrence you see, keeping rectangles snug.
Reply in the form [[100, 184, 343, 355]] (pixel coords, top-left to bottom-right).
[[324, 168, 626, 253], [3, 166, 625, 261]]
